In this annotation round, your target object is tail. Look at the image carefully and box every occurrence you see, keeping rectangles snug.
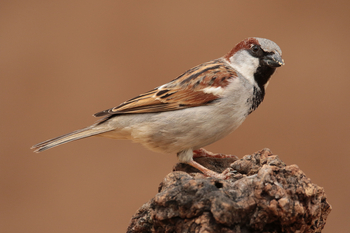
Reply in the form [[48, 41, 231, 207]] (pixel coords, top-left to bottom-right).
[[31, 125, 112, 153]]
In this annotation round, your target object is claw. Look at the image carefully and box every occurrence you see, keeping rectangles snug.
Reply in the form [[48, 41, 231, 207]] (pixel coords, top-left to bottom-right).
[[187, 160, 233, 180]]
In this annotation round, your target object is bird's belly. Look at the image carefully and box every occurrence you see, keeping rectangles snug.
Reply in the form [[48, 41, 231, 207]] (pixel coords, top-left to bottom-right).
[[101, 104, 248, 154]]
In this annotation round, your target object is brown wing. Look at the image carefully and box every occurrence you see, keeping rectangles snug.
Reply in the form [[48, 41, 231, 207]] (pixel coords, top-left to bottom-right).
[[94, 58, 237, 117]]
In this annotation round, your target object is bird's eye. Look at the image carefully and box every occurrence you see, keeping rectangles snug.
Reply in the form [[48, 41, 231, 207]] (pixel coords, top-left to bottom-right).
[[251, 45, 260, 53], [250, 45, 263, 57]]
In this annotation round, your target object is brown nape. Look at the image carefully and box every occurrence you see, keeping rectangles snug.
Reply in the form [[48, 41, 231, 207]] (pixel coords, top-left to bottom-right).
[[224, 37, 259, 61]]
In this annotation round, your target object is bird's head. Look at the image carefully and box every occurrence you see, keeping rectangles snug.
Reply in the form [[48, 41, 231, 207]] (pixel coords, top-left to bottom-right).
[[225, 37, 284, 88]]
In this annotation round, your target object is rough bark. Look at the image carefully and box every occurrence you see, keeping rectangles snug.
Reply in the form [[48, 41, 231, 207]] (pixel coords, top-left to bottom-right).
[[127, 148, 331, 233]]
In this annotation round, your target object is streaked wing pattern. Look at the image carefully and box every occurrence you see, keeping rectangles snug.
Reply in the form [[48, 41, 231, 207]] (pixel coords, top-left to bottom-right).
[[94, 59, 237, 117]]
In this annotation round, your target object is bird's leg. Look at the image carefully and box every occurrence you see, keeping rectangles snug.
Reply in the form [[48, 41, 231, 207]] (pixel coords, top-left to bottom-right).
[[178, 149, 233, 179], [186, 160, 232, 180], [193, 148, 237, 159]]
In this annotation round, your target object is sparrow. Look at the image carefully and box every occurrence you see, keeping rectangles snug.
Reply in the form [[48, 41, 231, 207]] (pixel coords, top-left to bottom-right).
[[32, 37, 284, 179]]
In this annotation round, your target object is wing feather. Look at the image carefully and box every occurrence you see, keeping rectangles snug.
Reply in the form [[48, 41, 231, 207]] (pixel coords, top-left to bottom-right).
[[94, 58, 237, 117]]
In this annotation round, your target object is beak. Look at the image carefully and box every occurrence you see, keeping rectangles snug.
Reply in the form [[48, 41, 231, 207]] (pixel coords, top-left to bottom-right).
[[263, 53, 285, 67]]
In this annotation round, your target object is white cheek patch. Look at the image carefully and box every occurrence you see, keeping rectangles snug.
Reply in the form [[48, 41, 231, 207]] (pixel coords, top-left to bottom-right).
[[202, 86, 224, 95], [229, 50, 259, 85]]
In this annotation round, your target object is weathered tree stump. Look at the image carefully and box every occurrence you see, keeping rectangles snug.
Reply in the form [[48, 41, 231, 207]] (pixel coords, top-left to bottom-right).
[[127, 148, 331, 233]]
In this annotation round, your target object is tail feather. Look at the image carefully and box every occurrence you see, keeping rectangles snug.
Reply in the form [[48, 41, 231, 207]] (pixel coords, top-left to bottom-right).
[[31, 126, 112, 153]]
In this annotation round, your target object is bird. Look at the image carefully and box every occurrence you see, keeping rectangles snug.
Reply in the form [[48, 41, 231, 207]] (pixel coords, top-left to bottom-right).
[[31, 37, 284, 179]]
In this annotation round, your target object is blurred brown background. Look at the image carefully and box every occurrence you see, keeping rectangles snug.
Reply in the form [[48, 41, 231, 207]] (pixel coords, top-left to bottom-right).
[[1, 1, 349, 232]]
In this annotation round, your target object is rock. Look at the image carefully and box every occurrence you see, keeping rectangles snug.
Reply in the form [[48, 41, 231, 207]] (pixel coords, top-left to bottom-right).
[[127, 148, 331, 233]]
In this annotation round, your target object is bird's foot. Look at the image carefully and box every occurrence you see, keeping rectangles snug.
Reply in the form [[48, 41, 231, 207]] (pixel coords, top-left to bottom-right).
[[187, 160, 233, 180], [193, 148, 237, 159]]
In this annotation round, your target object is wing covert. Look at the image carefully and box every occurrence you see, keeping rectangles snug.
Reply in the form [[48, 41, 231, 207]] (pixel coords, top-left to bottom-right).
[[94, 58, 237, 117]]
